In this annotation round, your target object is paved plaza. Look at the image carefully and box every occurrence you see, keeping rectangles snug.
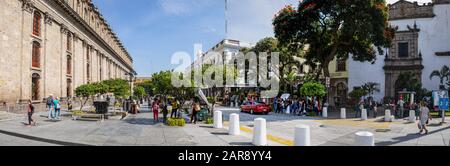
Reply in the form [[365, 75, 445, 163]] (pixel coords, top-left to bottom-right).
[[0, 104, 449, 146]]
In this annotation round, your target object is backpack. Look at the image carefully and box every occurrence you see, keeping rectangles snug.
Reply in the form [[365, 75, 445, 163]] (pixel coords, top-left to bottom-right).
[[46, 97, 53, 105]]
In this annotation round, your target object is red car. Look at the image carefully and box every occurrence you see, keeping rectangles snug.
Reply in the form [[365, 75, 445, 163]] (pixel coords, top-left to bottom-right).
[[240, 101, 271, 115]]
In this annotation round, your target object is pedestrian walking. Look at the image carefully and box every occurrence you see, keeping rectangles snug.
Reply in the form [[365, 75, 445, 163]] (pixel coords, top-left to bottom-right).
[[68, 99, 73, 112], [170, 98, 179, 118], [397, 97, 405, 118], [152, 100, 160, 122], [27, 100, 36, 127], [162, 102, 168, 124], [191, 99, 200, 124], [53, 97, 61, 120], [46, 94, 54, 119], [418, 101, 431, 135]]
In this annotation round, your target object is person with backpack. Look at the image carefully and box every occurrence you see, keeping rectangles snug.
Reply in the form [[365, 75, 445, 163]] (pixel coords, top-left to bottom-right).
[[27, 100, 36, 127], [53, 97, 61, 120], [46, 94, 54, 119]]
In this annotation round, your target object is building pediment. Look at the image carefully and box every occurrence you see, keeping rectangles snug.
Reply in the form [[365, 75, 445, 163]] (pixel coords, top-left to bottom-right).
[[389, 0, 435, 20]]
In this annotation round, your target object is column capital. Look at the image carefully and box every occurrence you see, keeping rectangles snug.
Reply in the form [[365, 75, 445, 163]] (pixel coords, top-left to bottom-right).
[[20, 0, 35, 13]]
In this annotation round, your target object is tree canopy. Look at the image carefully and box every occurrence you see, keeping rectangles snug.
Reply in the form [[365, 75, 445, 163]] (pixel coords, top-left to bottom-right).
[[273, 0, 394, 79]]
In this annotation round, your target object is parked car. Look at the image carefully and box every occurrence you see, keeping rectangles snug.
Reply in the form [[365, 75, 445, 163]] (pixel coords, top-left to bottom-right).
[[240, 101, 271, 115]]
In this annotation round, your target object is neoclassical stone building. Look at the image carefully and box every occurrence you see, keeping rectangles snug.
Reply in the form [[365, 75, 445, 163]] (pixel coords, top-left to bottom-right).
[[0, 0, 135, 104]]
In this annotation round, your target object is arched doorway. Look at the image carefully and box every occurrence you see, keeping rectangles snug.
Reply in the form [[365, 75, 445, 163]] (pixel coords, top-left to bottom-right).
[[67, 79, 72, 98], [32, 73, 41, 101], [335, 82, 348, 107]]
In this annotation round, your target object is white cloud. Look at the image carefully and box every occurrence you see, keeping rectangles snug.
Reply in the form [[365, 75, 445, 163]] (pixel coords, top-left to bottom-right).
[[227, 0, 432, 44]]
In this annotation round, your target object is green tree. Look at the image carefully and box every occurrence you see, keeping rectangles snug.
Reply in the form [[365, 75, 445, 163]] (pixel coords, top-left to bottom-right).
[[300, 81, 326, 97], [102, 79, 130, 98], [348, 87, 366, 105], [249, 37, 304, 92], [133, 86, 146, 98], [362, 82, 380, 97], [430, 65, 449, 90], [75, 84, 96, 111], [273, 0, 394, 79]]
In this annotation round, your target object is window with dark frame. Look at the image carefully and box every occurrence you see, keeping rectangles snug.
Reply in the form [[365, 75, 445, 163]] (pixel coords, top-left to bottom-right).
[[398, 42, 409, 58], [337, 59, 346, 72], [67, 55, 72, 75], [32, 41, 40, 68]]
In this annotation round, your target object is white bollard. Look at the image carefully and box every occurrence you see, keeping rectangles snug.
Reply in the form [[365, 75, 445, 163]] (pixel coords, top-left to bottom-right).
[[253, 118, 267, 146], [409, 110, 416, 123], [294, 125, 311, 146], [385, 109, 391, 122], [361, 109, 368, 120], [355, 131, 375, 146], [214, 111, 223, 128], [341, 108, 346, 119], [229, 113, 240, 136], [322, 107, 328, 118]]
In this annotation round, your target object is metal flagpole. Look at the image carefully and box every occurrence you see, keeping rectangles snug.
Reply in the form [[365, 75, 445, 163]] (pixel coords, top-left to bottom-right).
[[225, 0, 228, 39]]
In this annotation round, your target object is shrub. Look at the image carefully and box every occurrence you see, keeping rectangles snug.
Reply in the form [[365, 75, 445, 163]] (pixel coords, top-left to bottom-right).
[[205, 117, 213, 124], [167, 118, 186, 127], [72, 110, 84, 116]]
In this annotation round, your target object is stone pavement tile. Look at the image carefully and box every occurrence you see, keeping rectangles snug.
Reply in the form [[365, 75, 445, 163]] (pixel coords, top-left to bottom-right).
[[135, 136, 166, 146], [417, 136, 445, 146], [78, 134, 111, 146], [104, 135, 138, 146], [164, 136, 196, 146]]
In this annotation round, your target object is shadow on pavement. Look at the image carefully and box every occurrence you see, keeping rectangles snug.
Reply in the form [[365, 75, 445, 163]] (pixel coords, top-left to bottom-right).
[[376, 126, 450, 146]]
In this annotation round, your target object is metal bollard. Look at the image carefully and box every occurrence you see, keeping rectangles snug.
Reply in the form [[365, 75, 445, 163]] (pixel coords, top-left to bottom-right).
[[355, 131, 375, 146], [253, 118, 267, 146], [361, 109, 368, 120], [322, 107, 328, 118], [294, 125, 311, 146], [341, 108, 346, 119], [214, 111, 223, 128], [229, 113, 240, 136]]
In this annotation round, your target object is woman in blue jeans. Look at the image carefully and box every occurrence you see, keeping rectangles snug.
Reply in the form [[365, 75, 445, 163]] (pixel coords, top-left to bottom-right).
[[53, 97, 61, 120]]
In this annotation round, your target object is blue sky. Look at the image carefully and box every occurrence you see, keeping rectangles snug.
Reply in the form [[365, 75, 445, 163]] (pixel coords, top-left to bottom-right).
[[93, 0, 431, 77]]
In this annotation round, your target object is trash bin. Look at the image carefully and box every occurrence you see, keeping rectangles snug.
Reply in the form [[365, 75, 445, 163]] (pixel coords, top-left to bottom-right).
[[197, 108, 208, 121], [93, 101, 109, 114]]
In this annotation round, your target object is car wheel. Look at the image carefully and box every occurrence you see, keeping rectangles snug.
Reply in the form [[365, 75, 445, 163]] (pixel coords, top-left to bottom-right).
[[264, 111, 269, 115], [250, 109, 254, 115]]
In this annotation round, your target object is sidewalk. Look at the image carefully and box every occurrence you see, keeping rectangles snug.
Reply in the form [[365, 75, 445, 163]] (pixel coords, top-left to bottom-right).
[[0, 103, 256, 146]]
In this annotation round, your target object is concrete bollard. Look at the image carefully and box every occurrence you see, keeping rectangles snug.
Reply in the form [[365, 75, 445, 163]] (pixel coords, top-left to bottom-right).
[[294, 125, 311, 146], [361, 109, 368, 120], [253, 118, 267, 146], [409, 110, 416, 123], [322, 107, 328, 118], [229, 113, 240, 136], [341, 108, 346, 119], [385, 110, 391, 122], [355, 131, 375, 146], [214, 111, 223, 128]]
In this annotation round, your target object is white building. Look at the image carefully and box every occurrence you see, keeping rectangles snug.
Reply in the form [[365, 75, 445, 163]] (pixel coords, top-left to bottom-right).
[[349, 0, 450, 101], [185, 39, 254, 97]]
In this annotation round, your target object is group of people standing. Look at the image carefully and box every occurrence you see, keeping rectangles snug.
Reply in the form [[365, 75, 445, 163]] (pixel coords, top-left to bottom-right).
[[45, 94, 63, 120], [150, 97, 180, 124], [273, 97, 320, 116]]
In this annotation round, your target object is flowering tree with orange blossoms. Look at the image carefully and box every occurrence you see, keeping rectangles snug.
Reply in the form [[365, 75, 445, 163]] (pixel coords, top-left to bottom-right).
[[273, 0, 395, 80]]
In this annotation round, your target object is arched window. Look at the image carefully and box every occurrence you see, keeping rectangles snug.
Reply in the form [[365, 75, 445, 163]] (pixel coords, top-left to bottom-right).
[[33, 11, 41, 36], [32, 41, 41, 68], [32, 73, 41, 101], [67, 55, 72, 75]]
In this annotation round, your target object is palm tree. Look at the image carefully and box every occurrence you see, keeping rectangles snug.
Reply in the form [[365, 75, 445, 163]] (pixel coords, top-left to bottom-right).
[[430, 65, 450, 90], [363, 82, 380, 97]]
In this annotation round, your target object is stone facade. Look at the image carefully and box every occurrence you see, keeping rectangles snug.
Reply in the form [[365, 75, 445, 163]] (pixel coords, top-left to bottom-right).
[[0, 0, 134, 104], [349, 0, 450, 102]]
